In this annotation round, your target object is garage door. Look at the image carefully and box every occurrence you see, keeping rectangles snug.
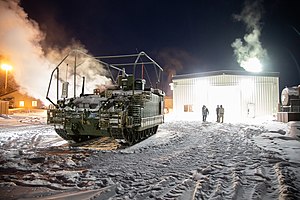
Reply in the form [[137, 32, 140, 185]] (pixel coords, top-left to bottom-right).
[[207, 86, 241, 122]]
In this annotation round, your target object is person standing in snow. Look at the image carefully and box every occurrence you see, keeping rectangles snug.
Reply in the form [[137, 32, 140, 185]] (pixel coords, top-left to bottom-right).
[[202, 105, 209, 122], [219, 105, 224, 123], [216, 105, 220, 122]]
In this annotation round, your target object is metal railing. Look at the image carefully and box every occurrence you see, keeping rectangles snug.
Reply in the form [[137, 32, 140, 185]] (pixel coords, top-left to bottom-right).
[[46, 50, 163, 108], [279, 105, 300, 112]]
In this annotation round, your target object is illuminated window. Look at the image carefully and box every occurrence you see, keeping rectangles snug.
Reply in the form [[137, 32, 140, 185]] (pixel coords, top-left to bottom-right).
[[19, 101, 24, 107], [184, 104, 193, 112], [32, 101, 37, 107]]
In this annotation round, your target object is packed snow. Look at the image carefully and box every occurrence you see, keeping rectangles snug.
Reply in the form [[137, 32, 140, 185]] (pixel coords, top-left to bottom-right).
[[0, 111, 299, 199]]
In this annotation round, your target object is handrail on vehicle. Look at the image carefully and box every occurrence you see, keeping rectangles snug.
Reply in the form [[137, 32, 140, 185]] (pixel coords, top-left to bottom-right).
[[46, 50, 163, 107]]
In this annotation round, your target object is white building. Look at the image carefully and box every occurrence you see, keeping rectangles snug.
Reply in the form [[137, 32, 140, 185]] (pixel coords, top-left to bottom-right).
[[171, 70, 279, 122]]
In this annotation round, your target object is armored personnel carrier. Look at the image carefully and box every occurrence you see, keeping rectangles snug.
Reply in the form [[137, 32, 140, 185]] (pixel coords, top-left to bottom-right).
[[46, 51, 164, 145]]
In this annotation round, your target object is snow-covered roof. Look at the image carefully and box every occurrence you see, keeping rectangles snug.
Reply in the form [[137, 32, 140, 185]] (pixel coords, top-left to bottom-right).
[[172, 70, 280, 81]]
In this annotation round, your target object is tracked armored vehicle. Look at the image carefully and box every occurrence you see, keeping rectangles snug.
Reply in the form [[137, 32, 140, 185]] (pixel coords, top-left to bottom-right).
[[46, 51, 164, 145]]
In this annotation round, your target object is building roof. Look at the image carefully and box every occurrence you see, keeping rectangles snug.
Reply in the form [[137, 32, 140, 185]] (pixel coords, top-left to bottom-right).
[[0, 90, 39, 101], [0, 90, 18, 98], [172, 70, 280, 81]]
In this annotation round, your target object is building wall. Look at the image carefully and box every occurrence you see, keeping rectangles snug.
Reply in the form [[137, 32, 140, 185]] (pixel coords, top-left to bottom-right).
[[0, 91, 44, 109], [164, 96, 173, 113], [172, 74, 279, 121], [0, 101, 9, 114]]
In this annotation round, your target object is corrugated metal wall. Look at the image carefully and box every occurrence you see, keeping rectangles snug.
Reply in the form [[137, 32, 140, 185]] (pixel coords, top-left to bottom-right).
[[173, 74, 279, 120]]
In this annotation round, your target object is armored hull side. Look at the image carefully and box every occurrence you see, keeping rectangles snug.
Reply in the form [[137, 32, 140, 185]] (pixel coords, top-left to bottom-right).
[[48, 89, 164, 144]]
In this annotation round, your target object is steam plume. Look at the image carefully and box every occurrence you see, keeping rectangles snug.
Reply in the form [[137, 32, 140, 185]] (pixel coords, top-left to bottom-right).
[[231, 0, 267, 72], [0, 0, 109, 104]]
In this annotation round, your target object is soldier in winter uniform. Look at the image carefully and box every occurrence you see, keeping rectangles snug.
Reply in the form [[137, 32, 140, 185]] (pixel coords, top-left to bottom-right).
[[202, 105, 209, 122], [216, 105, 220, 122], [219, 105, 224, 123]]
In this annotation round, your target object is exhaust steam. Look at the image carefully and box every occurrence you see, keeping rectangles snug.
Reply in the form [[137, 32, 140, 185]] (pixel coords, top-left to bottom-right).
[[0, 0, 109, 105], [231, 0, 267, 73]]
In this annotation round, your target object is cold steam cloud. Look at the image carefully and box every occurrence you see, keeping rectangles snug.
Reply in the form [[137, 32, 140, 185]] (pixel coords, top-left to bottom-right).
[[231, 0, 267, 72], [0, 0, 109, 104]]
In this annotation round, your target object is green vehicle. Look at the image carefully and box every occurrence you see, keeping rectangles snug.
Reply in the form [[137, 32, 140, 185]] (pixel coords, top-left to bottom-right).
[[46, 51, 164, 145]]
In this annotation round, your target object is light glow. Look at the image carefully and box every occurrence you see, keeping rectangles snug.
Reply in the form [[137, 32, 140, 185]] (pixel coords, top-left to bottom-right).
[[19, 101, 24, 107], [241, 57, 262, 73], [1, 63, 13, 71]]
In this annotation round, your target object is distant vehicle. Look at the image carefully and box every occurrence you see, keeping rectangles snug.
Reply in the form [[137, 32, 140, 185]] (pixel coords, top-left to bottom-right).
[[46, 51, 164, 145], [281, 86, 300, 107]]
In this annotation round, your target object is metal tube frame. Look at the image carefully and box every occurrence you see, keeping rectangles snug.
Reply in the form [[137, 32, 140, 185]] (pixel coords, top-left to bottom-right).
[[46, 50, 164, 107]]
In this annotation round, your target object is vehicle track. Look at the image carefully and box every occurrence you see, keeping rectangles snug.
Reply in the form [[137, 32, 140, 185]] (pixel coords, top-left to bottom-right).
[[1, 121, 299, 199], [85, 121, 299, 199]]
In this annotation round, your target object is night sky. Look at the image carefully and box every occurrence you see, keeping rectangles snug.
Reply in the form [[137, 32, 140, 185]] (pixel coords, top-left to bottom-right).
[[20, 0, 300, 91]]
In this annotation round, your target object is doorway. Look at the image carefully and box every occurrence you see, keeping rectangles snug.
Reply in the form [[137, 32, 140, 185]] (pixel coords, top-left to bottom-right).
[[207, 86, 241, 122]]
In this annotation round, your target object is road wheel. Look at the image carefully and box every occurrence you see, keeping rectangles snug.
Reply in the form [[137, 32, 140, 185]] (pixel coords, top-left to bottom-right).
[[123, 128, 134, 145]]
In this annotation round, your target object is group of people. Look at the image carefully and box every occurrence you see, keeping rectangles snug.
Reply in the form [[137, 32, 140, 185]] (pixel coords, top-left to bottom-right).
[[201, 105, 224, 123]]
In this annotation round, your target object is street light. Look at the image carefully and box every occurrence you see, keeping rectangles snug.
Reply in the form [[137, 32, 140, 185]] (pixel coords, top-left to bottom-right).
[[1, 63, 13, 93]]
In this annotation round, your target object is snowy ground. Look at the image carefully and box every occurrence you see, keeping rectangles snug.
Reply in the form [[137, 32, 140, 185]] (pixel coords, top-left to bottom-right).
[[0, 111, 299, 199]]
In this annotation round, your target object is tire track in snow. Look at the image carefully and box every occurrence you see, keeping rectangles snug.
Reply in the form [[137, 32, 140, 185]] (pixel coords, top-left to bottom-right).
[[0, 125, 63, 150], [114, 121, 287, 199], [1, 121, 299, 199], [188, 123, 288, 200]]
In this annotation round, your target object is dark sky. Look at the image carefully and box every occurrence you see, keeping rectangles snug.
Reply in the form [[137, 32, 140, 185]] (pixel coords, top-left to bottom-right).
[[20, 0, 300, 91]]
